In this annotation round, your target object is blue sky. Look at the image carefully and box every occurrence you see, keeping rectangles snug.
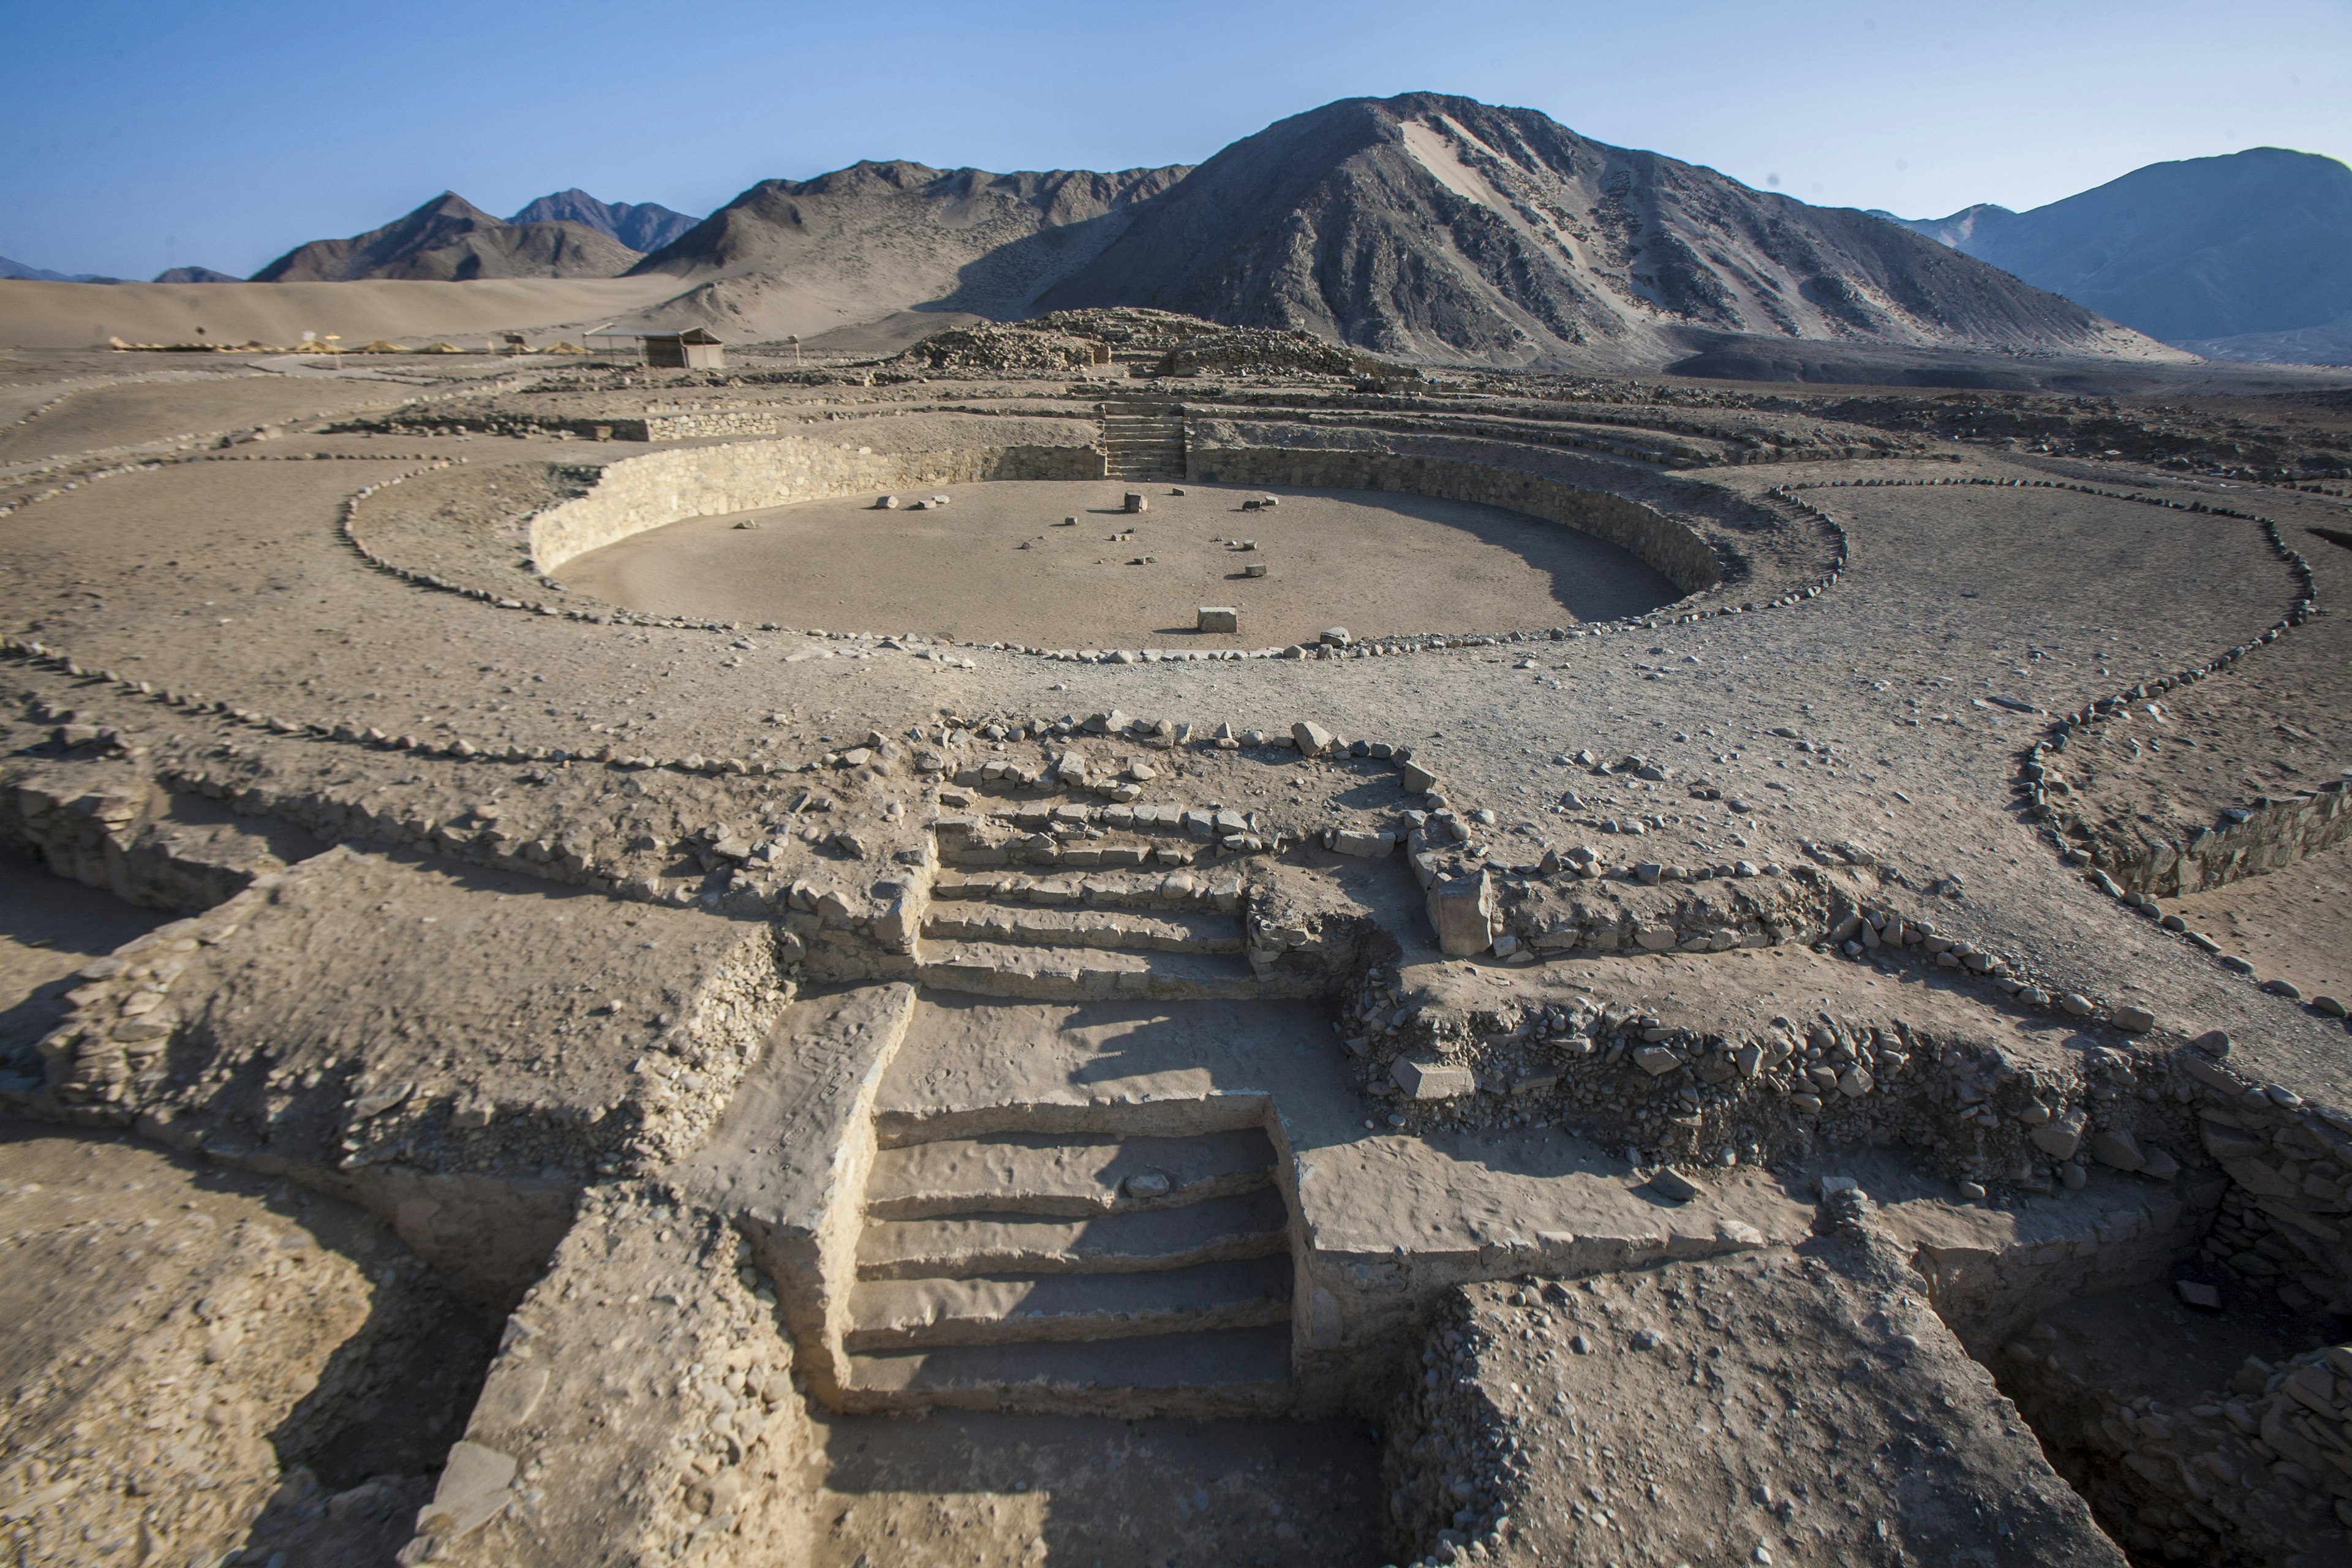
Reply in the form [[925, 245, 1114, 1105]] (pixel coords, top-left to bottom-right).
[[5, 0, 2348, 277]]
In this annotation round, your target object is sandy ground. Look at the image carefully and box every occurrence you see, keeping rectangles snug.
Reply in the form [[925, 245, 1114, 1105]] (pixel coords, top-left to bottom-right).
[[0, 374, 420, 467], [808, 1410, 1381, 1568], [2161, 837, 2352, 1010], [0, 276, 678, 350], [556, 480, 1681, 649]]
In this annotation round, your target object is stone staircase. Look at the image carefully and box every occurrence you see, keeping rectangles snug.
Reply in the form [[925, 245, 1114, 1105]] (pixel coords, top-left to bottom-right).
[[913, 867, 1259, 1000], [1099, 405, 1186, 482], [1107, 348, 1167, 375], [839, 1118, 1294, 1414]]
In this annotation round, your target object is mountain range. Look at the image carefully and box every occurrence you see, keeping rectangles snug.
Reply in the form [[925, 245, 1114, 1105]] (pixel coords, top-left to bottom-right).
[[250, 192, 643, 282], [506, 189, 698, 253], [10, 94, 2345, 369], [1, 255, 123, 284], [1879, 147, 2352, 363]]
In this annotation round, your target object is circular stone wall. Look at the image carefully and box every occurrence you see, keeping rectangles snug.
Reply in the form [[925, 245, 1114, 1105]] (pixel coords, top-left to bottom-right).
[[552, 478, 1683, 649]]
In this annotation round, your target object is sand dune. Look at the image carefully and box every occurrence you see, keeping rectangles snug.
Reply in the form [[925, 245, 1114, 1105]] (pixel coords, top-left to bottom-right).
[[0, 276, 682, 350]]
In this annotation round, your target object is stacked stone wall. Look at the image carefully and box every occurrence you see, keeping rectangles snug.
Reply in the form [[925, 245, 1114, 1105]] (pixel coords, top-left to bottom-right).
[[528, 437, 1104, 572], [1188, 443, 1723, 595]]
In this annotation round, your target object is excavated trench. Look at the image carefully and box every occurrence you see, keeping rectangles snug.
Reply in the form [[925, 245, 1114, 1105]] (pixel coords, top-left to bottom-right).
[[17, 811, 2352, 1567], [0, 1118, 503, 1567]]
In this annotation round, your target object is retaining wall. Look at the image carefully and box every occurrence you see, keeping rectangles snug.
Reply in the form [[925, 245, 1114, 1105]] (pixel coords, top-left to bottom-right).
[[1187, 443, 1724, 596], [2106, 783, 2352, 899], [528, 437, 1106, 573]]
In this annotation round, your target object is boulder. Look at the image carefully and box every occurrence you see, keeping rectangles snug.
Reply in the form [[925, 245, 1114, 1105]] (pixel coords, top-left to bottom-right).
[[2088, 1128, 2146, 1171]]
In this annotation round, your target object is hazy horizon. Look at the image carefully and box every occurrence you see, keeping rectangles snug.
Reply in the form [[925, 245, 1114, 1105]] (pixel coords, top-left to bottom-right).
[[5, 0, 2348, 279]]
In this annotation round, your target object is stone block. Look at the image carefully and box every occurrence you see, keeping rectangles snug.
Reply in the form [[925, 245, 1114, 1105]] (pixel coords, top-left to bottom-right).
[[1329, 829, 1393, 859], [1292, 721, 1336, 756], [1123, 492, 1147, 514], [1196, 606, 1240, 633], [1394, 1058, 1474, 1099], [2030, 1116, 2084, 1161], [1426, 871, 1494, 956]]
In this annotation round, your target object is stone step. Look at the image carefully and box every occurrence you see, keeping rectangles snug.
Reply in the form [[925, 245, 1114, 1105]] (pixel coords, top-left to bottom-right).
[[840, 1326, 1292, 1416], [844, 1256, 1293, 1351], [856, 1188, 1289, 1279], [932, 867, 1245, 914], [912, 941, 1262, 1001], [943, 842, 1200, 871], [865, 1128, 1278, 1219], [919, 905, 1244, 956], [872, 1090, 1271, 1148]]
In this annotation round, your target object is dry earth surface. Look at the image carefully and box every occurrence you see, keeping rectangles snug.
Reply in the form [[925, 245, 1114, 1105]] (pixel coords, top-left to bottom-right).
[[2, 317, 2351, 1568]]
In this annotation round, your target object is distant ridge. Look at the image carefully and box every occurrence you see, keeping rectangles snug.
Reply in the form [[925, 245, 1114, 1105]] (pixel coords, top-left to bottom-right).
[[619, 160, 1191, 338], [508, 189, 699, 254], [153, 266, 244, 284], [1, 254, 121, 284], [251, 192, 642, 282], [1884, 148, 2352, 360]]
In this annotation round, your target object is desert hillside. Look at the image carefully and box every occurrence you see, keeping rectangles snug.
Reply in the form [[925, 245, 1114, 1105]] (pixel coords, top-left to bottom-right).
[[1041, 92, 2182, 369], [1887, 147, 2352, 362], [612, 160, 1192, 341]]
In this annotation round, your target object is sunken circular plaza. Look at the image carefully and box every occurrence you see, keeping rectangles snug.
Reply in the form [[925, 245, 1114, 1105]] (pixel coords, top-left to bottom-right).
[[552, 478, 1684, 650], [3, 320, 2352, 1568]]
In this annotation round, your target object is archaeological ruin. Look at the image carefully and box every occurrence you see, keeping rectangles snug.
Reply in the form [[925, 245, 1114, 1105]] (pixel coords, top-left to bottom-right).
[[3, 311, 2351, 1568]]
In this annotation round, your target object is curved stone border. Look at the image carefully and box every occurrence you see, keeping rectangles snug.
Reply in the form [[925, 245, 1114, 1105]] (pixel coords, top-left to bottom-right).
[[347, 432, 1833, 664], [0, 448, 443, 521], [1787, 471, 2340, 1008], [1183, 443, 1722, 592]]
